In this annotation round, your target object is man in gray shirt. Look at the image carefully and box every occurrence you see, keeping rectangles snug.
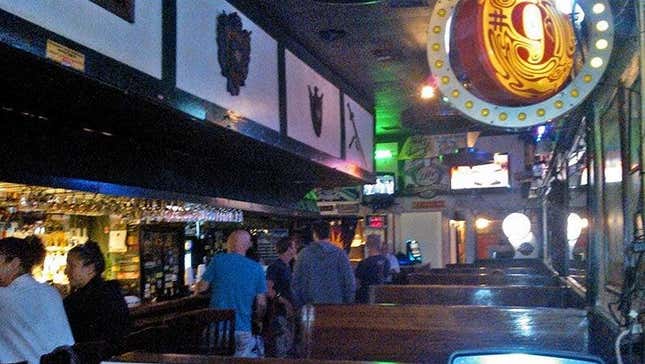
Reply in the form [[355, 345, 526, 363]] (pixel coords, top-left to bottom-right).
[[292, 221, 355, 307]]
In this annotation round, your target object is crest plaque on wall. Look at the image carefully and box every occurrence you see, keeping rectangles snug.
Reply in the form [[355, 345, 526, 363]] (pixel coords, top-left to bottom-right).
[[217, 12, 251, 96], [89, 0, 135, 23]]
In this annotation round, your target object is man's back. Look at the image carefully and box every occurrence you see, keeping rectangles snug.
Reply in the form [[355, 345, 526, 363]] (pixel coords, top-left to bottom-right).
[[355, 254, 390, 303], [202, 252, 266, 332], [292, 241, 355, 307]]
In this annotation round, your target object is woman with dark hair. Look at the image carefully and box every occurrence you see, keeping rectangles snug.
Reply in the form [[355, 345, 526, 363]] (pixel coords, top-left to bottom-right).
[[63, 241, 130, 357], [0, 236, 75, 364]]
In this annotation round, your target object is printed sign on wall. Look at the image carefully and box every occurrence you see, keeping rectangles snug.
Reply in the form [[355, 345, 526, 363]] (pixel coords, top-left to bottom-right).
[[402, 159, 450, 199], [285, 50, 341, 158], [176, 0, 279, 132], [0, 0, 162, 78], [344, 96, 374, 172], [399, 134, 467, 160]]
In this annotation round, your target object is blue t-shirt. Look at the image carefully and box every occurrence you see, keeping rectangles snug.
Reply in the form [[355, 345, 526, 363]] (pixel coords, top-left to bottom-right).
[[202, 253, 267, 332]]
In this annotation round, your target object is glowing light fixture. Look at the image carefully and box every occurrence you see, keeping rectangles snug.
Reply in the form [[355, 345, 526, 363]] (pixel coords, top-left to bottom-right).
[[567, 212, 584, 241], [421, 85, 436, 99], [375, 149, 393, 159], [475, 218, 491, 230], [502, 213, 532, 247]]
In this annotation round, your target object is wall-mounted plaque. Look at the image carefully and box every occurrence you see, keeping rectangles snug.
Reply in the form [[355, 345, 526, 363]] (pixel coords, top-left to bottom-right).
[[286, 50, 340, 158]]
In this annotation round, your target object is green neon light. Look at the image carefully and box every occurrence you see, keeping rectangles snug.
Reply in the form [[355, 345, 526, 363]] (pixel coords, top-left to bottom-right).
[[375, 150, 393, 159]]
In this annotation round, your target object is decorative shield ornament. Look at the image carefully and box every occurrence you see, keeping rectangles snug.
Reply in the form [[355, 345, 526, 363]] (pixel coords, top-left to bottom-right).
[[217, 12, 251, 96], [308, 85, 324, 137]]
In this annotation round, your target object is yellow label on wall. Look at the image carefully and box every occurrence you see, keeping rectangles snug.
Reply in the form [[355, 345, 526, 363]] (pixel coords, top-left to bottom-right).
[[46, 39, 85, 72]]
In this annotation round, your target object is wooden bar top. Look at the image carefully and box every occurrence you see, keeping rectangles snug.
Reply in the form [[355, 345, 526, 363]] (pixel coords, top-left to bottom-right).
[[104, 352, 406, 364]]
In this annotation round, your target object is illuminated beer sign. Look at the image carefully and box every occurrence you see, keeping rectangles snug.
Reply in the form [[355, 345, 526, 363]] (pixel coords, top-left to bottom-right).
[[428, 0, 614, 127]]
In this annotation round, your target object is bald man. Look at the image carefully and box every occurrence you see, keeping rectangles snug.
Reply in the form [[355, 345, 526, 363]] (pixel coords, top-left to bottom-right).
[[196, 230, 267, 357]]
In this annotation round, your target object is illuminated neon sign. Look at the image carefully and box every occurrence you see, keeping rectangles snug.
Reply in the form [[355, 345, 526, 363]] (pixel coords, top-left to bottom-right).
[[428, 0, 614, 128]]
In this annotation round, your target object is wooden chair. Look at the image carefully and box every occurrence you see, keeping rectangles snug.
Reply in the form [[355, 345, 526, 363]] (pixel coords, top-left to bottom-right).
[[123, 325, 171, 354], [163, 308, 236, 356]]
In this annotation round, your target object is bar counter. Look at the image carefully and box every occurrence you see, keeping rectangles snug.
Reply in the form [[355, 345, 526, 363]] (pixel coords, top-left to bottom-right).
[[104, 352, 403, 364]]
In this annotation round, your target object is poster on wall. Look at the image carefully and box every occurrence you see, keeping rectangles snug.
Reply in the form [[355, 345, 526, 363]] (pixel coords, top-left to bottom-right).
[[176, 0, 280, 132], [402, 159, 450, 198], [344, 95, 374, 172], [0, 0, 162, 78], [399, 134, 467, 160], [285, 50, 341, 158]]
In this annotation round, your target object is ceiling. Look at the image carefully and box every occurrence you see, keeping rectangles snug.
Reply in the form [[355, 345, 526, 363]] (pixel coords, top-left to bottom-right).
[[244, 0, 507, 140]]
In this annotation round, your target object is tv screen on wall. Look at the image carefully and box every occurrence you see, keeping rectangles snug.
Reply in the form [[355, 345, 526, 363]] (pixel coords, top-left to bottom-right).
[[363, 174, 396, 196], [450, 153, 510, 190]]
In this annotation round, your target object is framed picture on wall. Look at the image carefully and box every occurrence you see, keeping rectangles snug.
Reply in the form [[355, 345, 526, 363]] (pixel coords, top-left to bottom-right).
[[90, 0, 135, 23]]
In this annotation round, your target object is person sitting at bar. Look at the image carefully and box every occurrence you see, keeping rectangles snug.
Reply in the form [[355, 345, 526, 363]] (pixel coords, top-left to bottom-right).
[[195, 229, 267, 357], [355, 234, 390, 303], [0, 236, 75, 364], [63, 241, 130, 357]]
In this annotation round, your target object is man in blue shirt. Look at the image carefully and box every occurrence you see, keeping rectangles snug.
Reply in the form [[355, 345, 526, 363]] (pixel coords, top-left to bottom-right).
[[196, 230, 267, 357]]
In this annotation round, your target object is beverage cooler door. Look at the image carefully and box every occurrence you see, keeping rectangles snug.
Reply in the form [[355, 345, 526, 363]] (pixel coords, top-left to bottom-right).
[[139, 227, 184, 302]]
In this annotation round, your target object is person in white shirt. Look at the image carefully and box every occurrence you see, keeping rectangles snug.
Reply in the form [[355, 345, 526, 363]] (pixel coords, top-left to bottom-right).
[[380, 242, 401, 283], [0, 236, 75, 364]]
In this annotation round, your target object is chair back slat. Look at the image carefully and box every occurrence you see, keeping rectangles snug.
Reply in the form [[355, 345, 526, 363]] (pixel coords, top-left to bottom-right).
[[163, 308, 236, 356]]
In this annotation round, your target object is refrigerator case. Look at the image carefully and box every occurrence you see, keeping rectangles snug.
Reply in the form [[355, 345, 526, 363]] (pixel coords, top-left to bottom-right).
[[139, 226, 184, 302]]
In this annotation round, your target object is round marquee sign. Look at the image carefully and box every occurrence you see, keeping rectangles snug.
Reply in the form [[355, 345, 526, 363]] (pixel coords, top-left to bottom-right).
[[428, 0, 614, 128]]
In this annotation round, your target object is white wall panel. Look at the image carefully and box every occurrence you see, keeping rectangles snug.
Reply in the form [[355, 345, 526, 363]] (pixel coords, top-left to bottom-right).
[[0, 0, 162, 78], [285, 50, 341, 158], [399, 212, 443, 267], [176, 0, 279, 131], [344, 96, 373, 172]]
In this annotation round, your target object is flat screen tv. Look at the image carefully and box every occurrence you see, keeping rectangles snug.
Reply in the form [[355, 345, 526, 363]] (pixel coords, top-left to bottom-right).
[[450, 153, 510, 190], [363, 174, 396, 196]]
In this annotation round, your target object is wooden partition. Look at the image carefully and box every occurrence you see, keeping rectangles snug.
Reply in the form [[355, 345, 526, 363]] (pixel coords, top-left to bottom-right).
[[407, 272, 562, 286], [300, 304, 589, 363], [427, 266, 546, 275], [370, 285, 585, 308], [130, 295, 209, 330]]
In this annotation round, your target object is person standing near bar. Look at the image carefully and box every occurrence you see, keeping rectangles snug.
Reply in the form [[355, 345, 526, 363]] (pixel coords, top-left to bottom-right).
[[195, 229, 267, 357], [355, 234, 390, 303], [265, 237, 297, 357], [0, 236, 74, 364], [292, 220, 355, 307], [63, 241, 130, 358], [380, 241, 400, 283]]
